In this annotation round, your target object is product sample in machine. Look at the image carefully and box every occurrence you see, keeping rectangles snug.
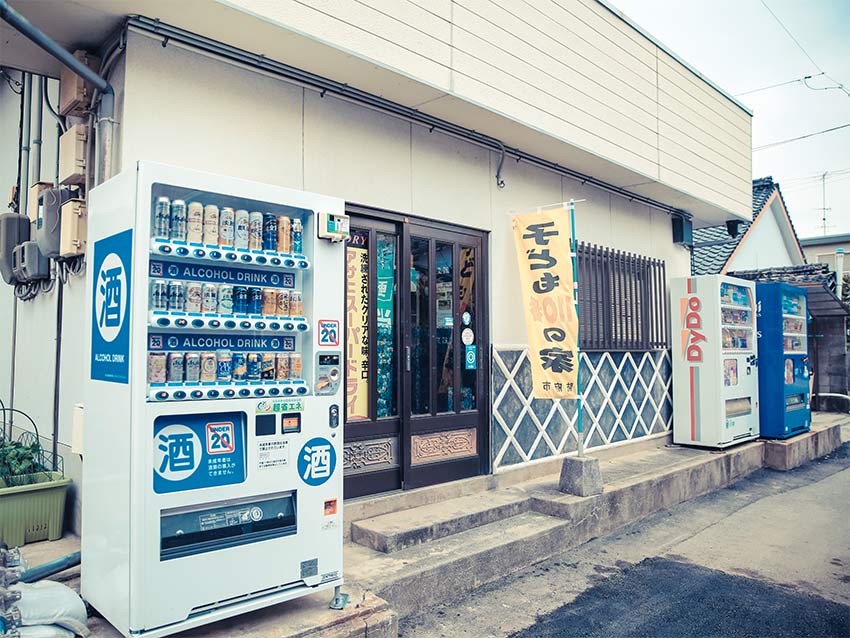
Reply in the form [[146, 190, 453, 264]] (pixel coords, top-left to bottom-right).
[[83, 163, 349, 637]]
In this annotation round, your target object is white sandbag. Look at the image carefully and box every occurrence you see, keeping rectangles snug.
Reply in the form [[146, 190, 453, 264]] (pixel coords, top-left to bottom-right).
[[13, 624, 76, 638], [9, 581, 88, 637]]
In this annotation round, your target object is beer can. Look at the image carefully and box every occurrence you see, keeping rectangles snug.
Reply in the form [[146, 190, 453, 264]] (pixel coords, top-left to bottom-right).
[[261, 353, 276, 380], [262, 288, 277, 316], [276, 289, 290, 317], [290, 290, 304, 317], [234, 209, 250, 250], [147, 352, 167, 384], [291, 218, 303, 254], [246, 353, 261, 380], [218, 285, 234, 315], [150, 279, 168, 311], [277, 216, 292, 254], [154, 196, 171, 239], [219, 207, 235, 247], [248, 286, 263, 315], [185, 353, 201, 383], [170, 199, 187, 242], [216, 349, 233, 382], [202, 283, 219, 314], [203, 204, 220, 245], [290, 352, 302, 380], [248, 211, 263, 250], [167, 280, 185, 312], [167, 352, 185, 383], [275, 352, 290, 381], [262, 214, 278, 252], [232, 352, 247, 381], [187, 201, 204, 243], [185, 282, 203, 313], [200, 352, 217, 382], [233, 285, 248, 314]]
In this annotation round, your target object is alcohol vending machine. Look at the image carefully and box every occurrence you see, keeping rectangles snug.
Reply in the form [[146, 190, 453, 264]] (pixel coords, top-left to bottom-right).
[[671, 275, 760, 448], [82, 162, 350, 637], [755, 282, 811, 438]]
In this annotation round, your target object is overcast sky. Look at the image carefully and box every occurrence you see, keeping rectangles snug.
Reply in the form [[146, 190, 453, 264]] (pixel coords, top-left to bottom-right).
[[608, 0, 850, 238]]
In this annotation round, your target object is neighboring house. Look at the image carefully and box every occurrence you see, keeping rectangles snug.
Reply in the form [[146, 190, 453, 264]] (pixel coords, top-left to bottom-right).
[[691, 176, 806, 276], [800, 233, 850, 302], [728, 264, 850, 412]]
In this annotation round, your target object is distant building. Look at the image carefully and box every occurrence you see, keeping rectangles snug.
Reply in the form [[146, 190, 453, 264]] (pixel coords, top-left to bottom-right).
[[800, 233, 849, 302]]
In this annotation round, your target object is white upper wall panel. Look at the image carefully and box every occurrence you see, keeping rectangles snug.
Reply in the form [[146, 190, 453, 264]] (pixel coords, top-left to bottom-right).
[[3, 0, 751, 222], [217, 0, 751, 222]]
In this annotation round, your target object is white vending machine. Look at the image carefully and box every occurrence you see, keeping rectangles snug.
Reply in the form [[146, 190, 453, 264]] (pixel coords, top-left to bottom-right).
[[82, 162, 350, 637], [671, 275, 759, 448]]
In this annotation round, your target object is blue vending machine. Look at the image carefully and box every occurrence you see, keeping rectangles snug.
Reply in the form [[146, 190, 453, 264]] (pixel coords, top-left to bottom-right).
[[755, 282, 811, 438]]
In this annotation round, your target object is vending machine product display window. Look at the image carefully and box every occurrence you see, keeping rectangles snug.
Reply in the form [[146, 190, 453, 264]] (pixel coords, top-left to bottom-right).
[[756, 282, 811, 439], [83, 162, 347, 638]]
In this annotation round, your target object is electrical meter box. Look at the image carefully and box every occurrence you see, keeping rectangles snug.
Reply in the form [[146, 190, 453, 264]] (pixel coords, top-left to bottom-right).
[[756, 282, 811, 438], [671, 275, 760, 448], [36, 187, 74, 258], [13, 240, 49, 282], [82, 162, 346, 637], [59, 199, 87, 257], [59, 50, 100, 117], [59, 124, 88, 185], [0, 213, 30, 284]]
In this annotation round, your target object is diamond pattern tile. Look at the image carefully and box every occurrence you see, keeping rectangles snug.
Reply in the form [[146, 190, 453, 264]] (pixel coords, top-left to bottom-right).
[[492, 348, 672, 470]]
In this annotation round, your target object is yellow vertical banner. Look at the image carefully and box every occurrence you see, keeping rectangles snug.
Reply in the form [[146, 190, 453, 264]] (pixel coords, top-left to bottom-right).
[[345, 232, 370, 420], [512, 208, 579, 399]]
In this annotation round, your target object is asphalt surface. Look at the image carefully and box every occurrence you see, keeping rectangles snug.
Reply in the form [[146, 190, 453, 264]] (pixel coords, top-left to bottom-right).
[[513, 557, 850, 638], [400, 440, 850, 638]]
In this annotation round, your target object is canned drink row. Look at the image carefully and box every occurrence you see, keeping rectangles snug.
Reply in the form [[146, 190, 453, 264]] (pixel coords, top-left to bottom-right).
[[148, 351, 302, 384], [154, 197, 304, 254], [150, 280, 303, 317]]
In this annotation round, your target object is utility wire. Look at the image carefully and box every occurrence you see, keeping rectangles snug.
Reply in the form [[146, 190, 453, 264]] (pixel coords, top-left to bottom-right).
[[735, 73, 823, 97], [760, 0, 850, 99], [753, 123, 850, 151]]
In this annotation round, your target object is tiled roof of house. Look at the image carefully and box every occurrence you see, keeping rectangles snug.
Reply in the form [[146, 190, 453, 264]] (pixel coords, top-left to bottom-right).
[[728, 263, 849, 317], [727, 262, 836, 291], [691, 176, 799, 276]]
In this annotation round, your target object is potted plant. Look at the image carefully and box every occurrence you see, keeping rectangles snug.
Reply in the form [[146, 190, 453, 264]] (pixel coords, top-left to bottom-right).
[[0, 409, 71, 547]]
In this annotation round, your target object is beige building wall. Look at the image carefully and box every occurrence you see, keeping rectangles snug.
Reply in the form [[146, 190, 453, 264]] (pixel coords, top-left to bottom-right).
[[219, 0, 753, 220], [119, 31, 691, 348]]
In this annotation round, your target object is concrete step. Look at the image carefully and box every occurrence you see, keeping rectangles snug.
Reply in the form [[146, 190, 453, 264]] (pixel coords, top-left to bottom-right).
[[345, 511, 570, 618], [350, 490, 528, 553]]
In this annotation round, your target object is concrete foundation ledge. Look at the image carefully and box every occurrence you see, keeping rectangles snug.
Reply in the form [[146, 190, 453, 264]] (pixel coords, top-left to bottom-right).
[[763, 419, 845, 472]]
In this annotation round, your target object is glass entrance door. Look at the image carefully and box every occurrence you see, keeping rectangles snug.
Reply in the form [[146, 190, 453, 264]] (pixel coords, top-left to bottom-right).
[[344, 213, 488, 498], [403, 223, 488, 489]]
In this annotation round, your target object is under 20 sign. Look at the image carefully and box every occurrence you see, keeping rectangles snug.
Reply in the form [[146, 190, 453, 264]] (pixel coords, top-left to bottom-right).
[[318, 319, 340, 347], [206, 422, 235, 454]]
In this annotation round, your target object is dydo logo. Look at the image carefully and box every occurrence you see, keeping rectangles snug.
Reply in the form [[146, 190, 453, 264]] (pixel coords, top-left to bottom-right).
[[95, 252, 128, 343], [680, 283, 706, 363]]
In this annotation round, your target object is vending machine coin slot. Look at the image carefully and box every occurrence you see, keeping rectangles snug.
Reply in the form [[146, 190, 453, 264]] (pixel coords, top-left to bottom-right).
[[315, 352, 342, 396]]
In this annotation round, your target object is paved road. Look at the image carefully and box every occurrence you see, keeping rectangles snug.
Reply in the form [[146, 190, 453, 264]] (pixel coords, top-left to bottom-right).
[[399, 443, 850, 638]]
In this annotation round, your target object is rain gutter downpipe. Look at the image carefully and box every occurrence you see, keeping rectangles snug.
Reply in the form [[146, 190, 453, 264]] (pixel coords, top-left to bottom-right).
[[0, 0, 115, 183]]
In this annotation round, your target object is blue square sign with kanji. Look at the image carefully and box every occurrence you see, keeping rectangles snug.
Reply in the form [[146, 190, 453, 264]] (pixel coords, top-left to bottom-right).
[[90, 229, 133, 383], [153, 412, 246, 494]]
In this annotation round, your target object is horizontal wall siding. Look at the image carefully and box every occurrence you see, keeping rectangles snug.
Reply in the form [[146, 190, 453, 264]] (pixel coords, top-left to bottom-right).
[[220, 1, 753, 217]]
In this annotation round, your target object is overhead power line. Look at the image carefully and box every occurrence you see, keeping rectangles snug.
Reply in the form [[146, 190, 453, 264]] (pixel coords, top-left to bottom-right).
[[753, 123, 850, 151], [760, 0, 850, 99], [735, 73, 823, 97]]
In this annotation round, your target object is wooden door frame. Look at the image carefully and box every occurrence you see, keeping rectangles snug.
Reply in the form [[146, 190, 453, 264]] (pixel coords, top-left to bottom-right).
[[345, 203, 491, 492]]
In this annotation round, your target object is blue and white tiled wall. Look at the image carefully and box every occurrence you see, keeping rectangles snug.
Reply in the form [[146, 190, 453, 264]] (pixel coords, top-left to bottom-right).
[[491, 347, 672, 470]]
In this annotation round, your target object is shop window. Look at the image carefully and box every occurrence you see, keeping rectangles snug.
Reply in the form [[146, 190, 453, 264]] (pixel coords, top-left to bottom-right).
[[576, 242, 669, 351]]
